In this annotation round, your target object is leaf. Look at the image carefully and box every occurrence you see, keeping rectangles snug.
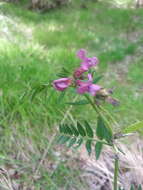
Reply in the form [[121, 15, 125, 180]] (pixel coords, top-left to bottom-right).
[[74, 138, 83, 149], [57, 135, 70, 144], [59, 124, 73, 135], [57, 91, 66, 103], [47, 89, 55, 102], [96, 117, 104, 140], [31, 84, 46, 101], [59, 124, 64, 133], [63, 124, 73, 135], [95, 142, 103, 160], [85, 140, 92, 156], [67, 137, 77, 148], [118, 187, 124, 190], [57, 67, 70, 78], [93, 75, 103, 84], [77, 122, 86, 137], [70, 125, 79, 136], [123, 121, 143, 133], [96, 116, 113, 143], [130, 184, 135, 190], [66, 100, 89, 105], [84, 121, 94, 138], [138, 185, 142, 190]]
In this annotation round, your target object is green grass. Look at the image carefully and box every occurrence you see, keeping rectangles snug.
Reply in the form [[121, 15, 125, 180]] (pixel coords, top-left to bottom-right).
[[0, 1, 143, 189]]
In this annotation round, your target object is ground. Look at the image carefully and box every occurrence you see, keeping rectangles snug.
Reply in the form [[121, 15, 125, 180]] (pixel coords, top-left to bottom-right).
[[0, 1, 143, 189]]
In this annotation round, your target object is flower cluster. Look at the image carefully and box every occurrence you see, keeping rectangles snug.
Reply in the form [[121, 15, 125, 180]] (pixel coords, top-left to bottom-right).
[[74, 49, 98, 79], [52, 49, 119, 106]]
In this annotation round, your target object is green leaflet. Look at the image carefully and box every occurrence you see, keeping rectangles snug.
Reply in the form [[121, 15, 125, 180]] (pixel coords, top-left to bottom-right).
[[96, 116, 113, 143], [59, 124, 73, 135], [67, 137, 77, 148], [70, 124, 79, 137], [57, 135, 70, 144], [85, 140, 92, 156], [59, 124, 64, 133], [123, 121, 143, 133], [118, 187, 125, 190], [84, 121, 94, 138], [95, 142, 103, 160], [77, 122, 86, 137], [74, 138, 83, 149], [57, 67, 70, 78], [64, 124, 73, 135], [130, 184, 135, 190], [138, 185, 142, 190]]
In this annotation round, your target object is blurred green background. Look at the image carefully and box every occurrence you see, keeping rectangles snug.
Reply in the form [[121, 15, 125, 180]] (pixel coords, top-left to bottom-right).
[[0, 0, 143, 189]]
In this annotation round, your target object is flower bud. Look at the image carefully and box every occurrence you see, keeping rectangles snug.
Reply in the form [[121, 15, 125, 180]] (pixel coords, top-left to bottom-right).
[[53, 78, 72, 91]]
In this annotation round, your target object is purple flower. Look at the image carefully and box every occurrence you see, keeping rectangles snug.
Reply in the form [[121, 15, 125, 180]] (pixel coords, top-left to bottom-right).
[[76, 74, 101, 95], [85, 57, 99, 68], [53, 78, 72, 91], [73, 66, 88, 79], [75, 49, 99, 78], [77, 49, 87, 60], [88, 84, 101, 96]]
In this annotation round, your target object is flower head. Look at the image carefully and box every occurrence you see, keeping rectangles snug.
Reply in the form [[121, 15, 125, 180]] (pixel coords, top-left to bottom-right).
[[76, 74, 101, 96], [77, 49, 87, 60], [88, 84, 101, 96], [75, 49, 98, 78], [73, 66, 88, 79], [53, 78, 72, 91]]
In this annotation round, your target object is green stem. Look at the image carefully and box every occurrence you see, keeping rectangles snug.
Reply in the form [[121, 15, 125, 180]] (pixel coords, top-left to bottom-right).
[[84, 95, 119, 189], [84, 94, 100, 115], [113, 154, 119, 190], [84, 94, 113, 134]]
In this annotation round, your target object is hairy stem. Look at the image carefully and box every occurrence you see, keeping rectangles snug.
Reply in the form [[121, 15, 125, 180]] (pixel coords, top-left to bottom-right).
[[113, 154, 119, 190], [98, 105, 119, 127]]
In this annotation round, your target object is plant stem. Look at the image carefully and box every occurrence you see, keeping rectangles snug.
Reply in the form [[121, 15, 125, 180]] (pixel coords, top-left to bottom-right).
[[84, 94, 113, 134], [84, 94, 100, 115], [113, 154, 119, 190]]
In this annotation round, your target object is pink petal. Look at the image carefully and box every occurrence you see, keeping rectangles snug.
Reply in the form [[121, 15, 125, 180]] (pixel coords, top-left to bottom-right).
[[53, 78, 70, 83], [77, 85, 89, 94], [89, 84, 101, 96], [53, 78, 72, 91], [87, 74, 93, 82], [90, 57, 98, 66], [74, 66, 88, 78], [77, 49, 87, 60]]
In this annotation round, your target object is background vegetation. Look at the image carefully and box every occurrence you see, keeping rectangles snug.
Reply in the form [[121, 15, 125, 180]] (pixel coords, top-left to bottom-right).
[[0, 0, 143, 189]]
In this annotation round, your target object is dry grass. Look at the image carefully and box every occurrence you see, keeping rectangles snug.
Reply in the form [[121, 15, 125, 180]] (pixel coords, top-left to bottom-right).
[[0, 133, 142, 189], [79, 135, 143, 189]]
